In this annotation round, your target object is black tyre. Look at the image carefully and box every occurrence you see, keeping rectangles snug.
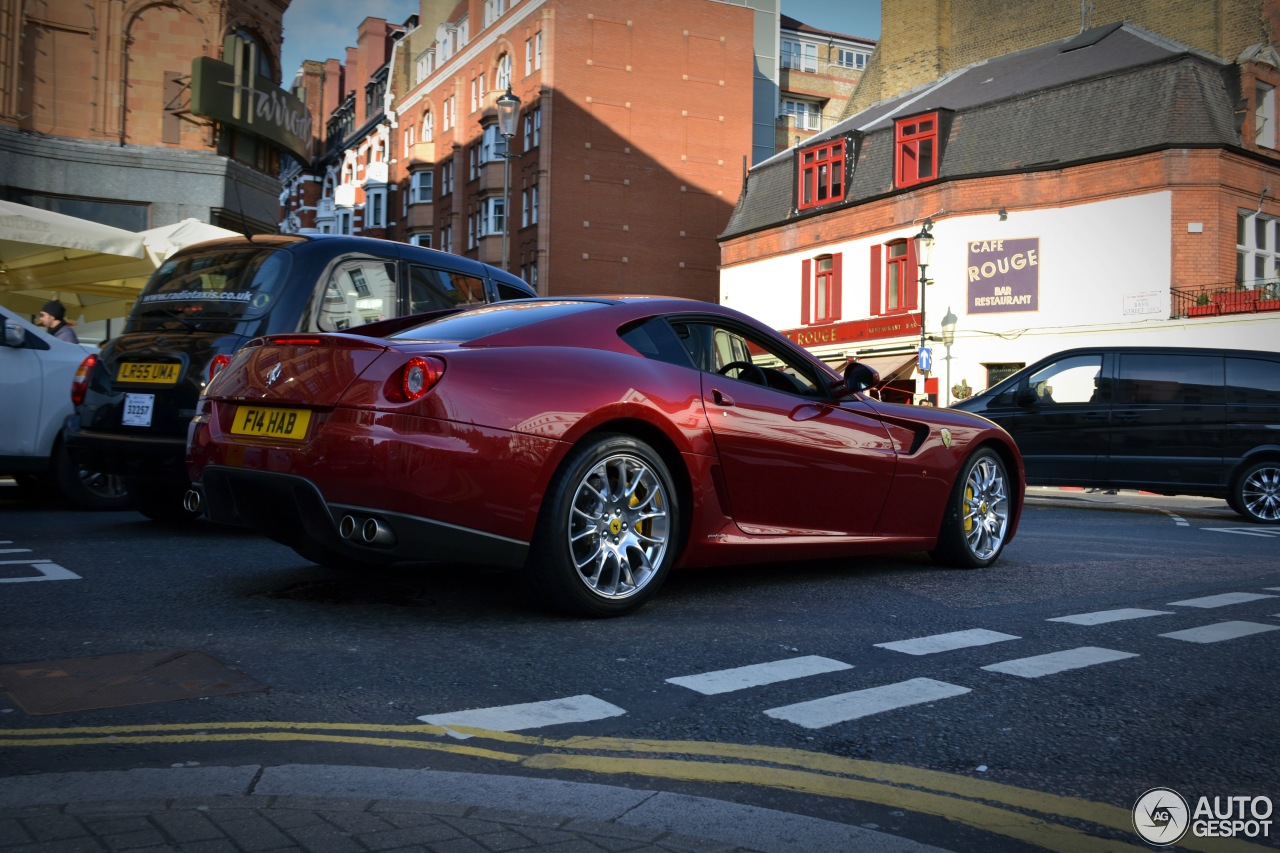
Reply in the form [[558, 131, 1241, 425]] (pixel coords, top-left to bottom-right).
[[1232, 460, 1280, 524], [930, 448, 1013, 568], [528, 434, 680, 617], [53, 444, 130, 511], [125, 477, 201, 524]]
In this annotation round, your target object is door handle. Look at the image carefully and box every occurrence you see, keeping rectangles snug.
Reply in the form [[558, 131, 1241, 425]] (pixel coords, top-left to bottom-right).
[[1082, 412, 1108, 422], [712, 389, 735, 407], [1114, 411, 1141, 422]]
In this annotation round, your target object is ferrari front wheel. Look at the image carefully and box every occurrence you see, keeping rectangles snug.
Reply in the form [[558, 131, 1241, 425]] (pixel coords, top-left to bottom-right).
[[931, 448, 1012, 569], [530, 434, 679, 617]]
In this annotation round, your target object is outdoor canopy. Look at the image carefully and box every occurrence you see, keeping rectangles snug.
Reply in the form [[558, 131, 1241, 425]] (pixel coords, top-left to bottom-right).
[[0, 201, 238, 322]]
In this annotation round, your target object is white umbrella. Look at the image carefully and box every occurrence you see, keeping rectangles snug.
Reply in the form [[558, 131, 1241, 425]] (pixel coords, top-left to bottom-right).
[[0, 208, 238, 322]]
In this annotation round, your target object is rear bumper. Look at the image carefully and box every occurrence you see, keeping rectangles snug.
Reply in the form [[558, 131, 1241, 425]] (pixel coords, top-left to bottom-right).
[[62, 414, 187, 481], [193, 466, 528, 569]]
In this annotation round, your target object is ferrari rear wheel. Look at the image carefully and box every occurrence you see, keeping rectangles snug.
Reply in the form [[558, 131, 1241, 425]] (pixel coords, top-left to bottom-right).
[[530, 434, 679, 617], [931, 447, 1012, 569]]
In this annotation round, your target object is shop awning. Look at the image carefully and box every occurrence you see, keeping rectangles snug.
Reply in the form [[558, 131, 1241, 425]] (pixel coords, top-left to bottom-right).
[[848, 353, 918, 384]]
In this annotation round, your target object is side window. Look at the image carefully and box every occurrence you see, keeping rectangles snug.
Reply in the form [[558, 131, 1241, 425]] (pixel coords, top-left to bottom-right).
[[670, 320, 821, 396], [496, 281, 532, 301], [408, 264, 486, 313], [1117, 355, 1223, 405], [618, 319, 693, 368], [315, 258, 398, 331], [1226, 357, 1280, 404], [1025, 355, 1103, 405]]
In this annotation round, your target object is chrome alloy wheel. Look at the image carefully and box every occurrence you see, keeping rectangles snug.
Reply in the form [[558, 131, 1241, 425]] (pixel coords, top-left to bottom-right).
[[566, 452, 671, 599], [961, 455, 1011, 561], [1240, 463, 1280, 522]]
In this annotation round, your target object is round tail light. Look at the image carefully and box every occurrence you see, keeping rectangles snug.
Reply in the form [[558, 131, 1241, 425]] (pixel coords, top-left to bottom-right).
[[209, 353, 231, 382], [391, 356, 444, 402]]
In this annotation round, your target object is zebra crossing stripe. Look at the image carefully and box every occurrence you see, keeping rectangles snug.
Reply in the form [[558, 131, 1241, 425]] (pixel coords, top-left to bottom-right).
[[1159, 621, 1280, 644], [981, 647, 1137, 678], [666, 655, 852, 695], [0, 561, 81, 583], [417, 694, 625, 733], [1167, 592, 1277, 608], [764, 678, 971, 729], [874, 628, 1020, 656], [1047, 608, 1173, 625]]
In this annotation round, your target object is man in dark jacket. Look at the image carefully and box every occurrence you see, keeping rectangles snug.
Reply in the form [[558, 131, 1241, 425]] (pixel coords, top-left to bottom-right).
[[36, 300, 79, 343]]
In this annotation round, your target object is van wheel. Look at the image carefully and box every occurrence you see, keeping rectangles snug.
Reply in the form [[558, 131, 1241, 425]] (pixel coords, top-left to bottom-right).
[[53, 444, 130, 511], [1232, 461, 1280, 524]]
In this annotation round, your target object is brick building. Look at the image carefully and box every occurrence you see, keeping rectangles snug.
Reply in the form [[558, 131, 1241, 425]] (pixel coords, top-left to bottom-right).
[[0, 0, 308, 332], [279, 0, 876, 303], [775, 15, 874, 153], [721, 0, 1280, 405]]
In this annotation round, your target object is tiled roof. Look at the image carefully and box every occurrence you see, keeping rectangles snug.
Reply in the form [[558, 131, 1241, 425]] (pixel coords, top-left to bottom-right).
[[722, 23, 1240, 239]]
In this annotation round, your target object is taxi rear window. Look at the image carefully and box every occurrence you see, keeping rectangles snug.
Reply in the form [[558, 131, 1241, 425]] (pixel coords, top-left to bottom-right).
[[130, 248, 290, 325]]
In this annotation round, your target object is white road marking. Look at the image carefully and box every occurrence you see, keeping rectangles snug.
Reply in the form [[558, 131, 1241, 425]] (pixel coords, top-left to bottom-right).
[[1159, 621, 1280, 644], [1167, 592, 1277, 608], [874, 628, 1020, 656], [1048, 608, 1174, 625], [1203, 528, 1280, 537], [763, 678, 971, 729], [981, 647, 1137, 678], [0, 548, 32, 554], [0, 561, 81, 583], [417, 694, 625, 733], [666, 655, 852, 695]]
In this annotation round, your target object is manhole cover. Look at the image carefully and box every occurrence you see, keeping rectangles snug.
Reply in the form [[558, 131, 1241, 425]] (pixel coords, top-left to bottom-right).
[[0, 650, 268, 715]]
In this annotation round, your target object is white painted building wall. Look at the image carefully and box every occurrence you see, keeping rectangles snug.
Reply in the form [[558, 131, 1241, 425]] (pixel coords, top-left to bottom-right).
[[721, 190, 1280, 398]]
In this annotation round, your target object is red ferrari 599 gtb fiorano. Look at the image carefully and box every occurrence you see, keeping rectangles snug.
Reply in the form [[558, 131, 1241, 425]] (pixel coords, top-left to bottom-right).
[[186, 297, 1024, 616]]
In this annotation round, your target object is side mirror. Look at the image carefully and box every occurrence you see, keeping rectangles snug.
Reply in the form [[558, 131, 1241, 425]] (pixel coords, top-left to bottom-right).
[[1, 318, 25, 348], [842, 361, 880, 393]]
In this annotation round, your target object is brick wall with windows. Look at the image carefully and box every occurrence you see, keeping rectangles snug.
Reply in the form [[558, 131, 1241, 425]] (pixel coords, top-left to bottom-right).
[[851, 0, 1269, 117]]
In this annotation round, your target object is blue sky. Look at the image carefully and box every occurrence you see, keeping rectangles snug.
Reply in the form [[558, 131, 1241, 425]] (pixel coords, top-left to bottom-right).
[[280, 1, 881, 82]]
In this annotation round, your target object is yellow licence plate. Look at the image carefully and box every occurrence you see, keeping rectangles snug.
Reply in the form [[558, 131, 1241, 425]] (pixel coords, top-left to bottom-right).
[[229, 406, 312, 440], [117, 362, 180, 385]]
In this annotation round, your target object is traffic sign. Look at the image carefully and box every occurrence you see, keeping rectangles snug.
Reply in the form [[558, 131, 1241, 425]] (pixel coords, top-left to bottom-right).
[[918, 346, 932, 373]]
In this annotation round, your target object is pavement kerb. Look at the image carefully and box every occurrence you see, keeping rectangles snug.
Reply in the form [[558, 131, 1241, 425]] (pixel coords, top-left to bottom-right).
[[0, 763, 954, 853]]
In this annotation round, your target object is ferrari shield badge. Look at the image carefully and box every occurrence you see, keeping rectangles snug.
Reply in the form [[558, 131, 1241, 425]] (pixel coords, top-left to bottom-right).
[[266, 363, 283, 386], [940, 428, 953, 448]]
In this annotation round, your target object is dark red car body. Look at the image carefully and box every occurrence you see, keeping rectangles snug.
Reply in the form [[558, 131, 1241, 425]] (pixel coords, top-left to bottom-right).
[[187, 297, 1024, 615]]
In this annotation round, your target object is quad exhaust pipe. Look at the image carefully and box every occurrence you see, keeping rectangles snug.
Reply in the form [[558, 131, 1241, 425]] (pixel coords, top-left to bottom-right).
[[339, 514, 395, 547]]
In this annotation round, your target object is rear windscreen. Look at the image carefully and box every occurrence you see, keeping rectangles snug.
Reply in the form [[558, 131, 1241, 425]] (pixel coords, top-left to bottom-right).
[[389, 300, 602, 343], [129, 247, 291, 327]]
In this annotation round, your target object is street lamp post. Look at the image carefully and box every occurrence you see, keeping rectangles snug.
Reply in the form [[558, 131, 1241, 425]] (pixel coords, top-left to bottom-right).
[[912, 220, 935, 401], [940, 308, 957, 406], [495, 86, 521, 272]]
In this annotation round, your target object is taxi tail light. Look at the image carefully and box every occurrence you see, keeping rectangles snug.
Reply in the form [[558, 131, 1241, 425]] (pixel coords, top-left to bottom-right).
[[71, 354, 97, 406], [209, 354, 231, 382], [386, 356, 444, 402]]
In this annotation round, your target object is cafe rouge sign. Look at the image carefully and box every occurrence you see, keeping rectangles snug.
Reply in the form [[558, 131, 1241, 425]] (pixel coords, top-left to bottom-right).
[[783, 313, 923, 348], [968, 237, 1039, 314]]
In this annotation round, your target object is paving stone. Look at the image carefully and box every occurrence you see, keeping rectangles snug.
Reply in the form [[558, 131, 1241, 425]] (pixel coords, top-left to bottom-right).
[[16, 812, 85, 842], [355, 823, 466, 850], [99, 829, 169, 851], [0, 818, 33, 846], [207, 814, 294, 851], [149, 810, 223, 843]]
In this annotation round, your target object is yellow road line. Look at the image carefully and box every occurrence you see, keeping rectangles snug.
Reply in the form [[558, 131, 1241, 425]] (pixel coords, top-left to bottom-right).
[[1, 723, 1269, 853]]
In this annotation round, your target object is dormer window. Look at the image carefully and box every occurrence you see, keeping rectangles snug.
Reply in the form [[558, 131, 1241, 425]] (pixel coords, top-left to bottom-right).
[[1257, 82, 1276, 149], [797, 139, 845, 211], [895, 112, 938, 188]]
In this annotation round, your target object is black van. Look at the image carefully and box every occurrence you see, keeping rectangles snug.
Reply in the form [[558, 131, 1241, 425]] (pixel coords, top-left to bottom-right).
[[951, 347, 1280, 523], [64, 234, 535, 521]]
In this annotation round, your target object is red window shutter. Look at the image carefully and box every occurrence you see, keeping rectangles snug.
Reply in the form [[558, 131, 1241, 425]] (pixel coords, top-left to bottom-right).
[[869, 245, 881, 316], [831, 253, 843, 321], [905, 238, 919, 310], [801, 258, 811, 325]]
